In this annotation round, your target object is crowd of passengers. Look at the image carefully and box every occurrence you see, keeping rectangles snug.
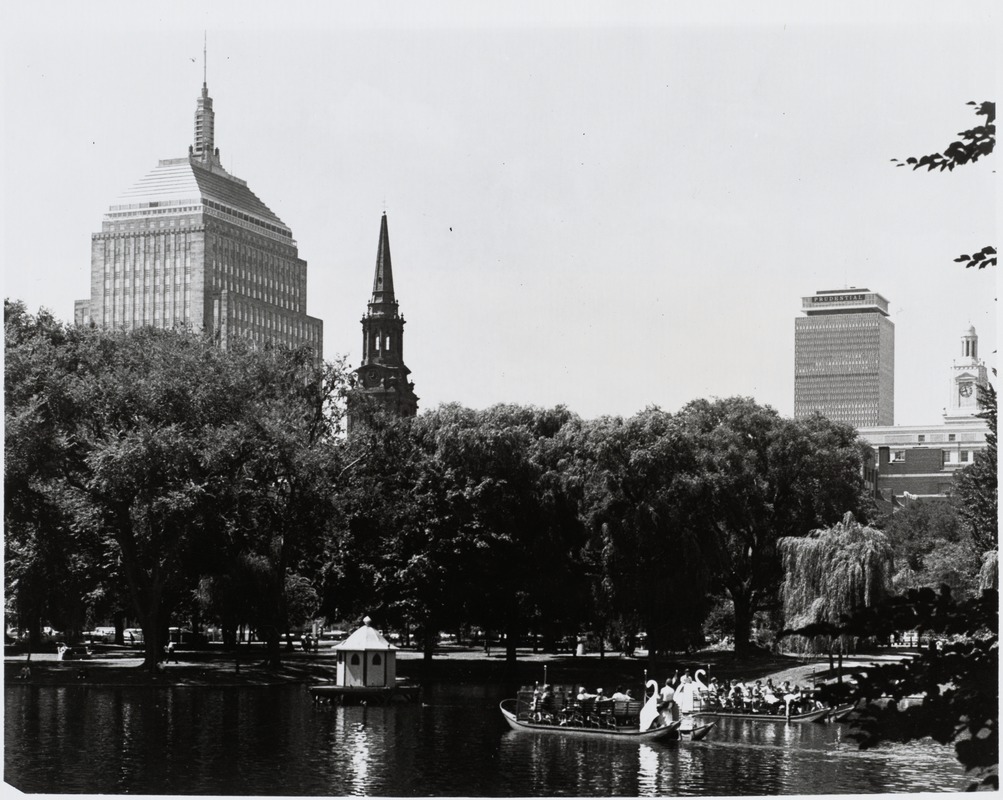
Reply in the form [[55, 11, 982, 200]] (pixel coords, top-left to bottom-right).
[[697, 677, 823, 716], [524, 684, 641, 726], [525, 670, 822, 725]]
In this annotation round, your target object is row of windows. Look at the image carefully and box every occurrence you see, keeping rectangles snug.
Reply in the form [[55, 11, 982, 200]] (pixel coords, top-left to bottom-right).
[[103, 304, 192, 327], [203, 200, 291, 240], [101, 232, 193, 276], [890, 450, 972, 464], [211, 232, 304, 312]]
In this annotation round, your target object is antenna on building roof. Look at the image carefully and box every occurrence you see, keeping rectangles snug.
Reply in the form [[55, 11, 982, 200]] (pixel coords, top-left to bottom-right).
[[203, 31, 207, 87]]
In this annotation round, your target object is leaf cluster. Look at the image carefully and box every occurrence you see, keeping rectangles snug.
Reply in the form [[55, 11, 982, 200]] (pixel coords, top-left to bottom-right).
[[892, 101, 995, 172]]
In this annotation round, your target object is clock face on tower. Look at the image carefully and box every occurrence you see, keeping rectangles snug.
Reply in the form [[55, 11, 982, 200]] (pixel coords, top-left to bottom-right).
[[960, 383, 974, 398]]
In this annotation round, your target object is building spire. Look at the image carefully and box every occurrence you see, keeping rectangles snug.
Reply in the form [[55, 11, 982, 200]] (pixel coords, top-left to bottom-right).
[[192, 36, 217, 167], [370, 212, 396, 308]]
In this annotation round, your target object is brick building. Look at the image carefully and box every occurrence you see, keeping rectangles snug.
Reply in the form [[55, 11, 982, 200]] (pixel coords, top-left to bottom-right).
[[75, 79, 323, 358], [858, 326, 990, 503]]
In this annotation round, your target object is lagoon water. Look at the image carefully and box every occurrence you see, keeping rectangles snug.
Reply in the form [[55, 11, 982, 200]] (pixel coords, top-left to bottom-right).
[[5, 682, 965, 795]]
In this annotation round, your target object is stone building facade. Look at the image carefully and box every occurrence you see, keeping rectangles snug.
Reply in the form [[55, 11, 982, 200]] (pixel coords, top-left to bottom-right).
[[75, 80, 323, 358], [794, 288, 894, 427]]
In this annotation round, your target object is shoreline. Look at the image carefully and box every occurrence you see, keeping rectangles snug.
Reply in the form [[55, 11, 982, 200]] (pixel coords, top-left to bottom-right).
[[5, 643, 917, 690]]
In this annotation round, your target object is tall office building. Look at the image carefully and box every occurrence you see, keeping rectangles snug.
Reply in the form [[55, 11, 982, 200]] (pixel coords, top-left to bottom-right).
[[794, 288, 894, 427], [75, 79, 323, 358], [348, 213, 419, 432]]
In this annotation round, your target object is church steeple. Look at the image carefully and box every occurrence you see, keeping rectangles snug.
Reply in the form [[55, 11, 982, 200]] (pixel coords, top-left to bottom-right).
[[349, 213, 419, 433], [368, 212, 397, 312]]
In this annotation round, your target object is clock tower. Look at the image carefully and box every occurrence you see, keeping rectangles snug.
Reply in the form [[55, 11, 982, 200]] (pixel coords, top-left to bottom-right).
[[945, 325, 988, 421], [348, 213, 419, 433]]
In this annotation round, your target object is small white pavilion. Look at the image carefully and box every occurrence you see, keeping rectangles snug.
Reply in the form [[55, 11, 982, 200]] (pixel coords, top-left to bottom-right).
[[334, 616, 397, 688]]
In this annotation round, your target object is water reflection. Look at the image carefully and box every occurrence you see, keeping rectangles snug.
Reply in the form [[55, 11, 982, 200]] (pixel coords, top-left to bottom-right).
[[6, 683, 965, 796]]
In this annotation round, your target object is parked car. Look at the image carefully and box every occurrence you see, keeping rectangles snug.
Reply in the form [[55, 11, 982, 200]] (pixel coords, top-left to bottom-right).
[[83, 627, 115, 643], [124, 628, 145, 645]]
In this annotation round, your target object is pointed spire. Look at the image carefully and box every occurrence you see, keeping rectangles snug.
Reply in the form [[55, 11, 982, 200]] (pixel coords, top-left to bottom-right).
[[370, 212, 396, 307], [192, 34, 217, 166]]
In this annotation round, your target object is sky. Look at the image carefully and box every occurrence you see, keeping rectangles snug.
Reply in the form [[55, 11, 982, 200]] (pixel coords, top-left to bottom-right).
[[2, 1, 998, 426]]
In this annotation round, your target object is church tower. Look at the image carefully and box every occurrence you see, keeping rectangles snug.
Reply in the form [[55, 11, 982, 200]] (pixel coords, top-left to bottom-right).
[[348, 214, 419, 432], [945, 325, 989, 421]]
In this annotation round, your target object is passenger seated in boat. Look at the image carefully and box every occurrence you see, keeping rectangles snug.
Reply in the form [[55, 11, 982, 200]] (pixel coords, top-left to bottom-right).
[[784, 685, 803, 716], [762, 684, 783, 714], [533, 685, 556, 722], [610, 686, 631, 702], [728, 681, 744, 709]]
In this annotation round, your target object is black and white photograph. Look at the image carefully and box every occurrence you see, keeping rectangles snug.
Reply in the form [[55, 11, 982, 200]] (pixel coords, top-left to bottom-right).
[[3, 0, 997, 795]]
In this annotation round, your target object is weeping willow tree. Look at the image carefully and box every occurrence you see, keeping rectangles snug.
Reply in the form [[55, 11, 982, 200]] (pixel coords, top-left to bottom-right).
[[779, 512, 894, 655]]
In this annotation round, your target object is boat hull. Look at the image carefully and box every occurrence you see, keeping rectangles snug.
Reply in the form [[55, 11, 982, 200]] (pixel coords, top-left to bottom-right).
[[499, 701, 683, 741], [693, 706, 830, 723]]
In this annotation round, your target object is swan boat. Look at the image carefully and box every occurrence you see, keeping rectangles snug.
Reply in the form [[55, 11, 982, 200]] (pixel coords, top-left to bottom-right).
[[499, 700, 685, 741], [500, 679, 715, 742], [671, 668, 832, 724]]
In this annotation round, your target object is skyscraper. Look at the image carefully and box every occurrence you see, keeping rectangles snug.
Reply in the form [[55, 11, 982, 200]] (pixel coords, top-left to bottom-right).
[[794, 288, 894, 427], [348, 213, 419, 432], [76, 79, 323, 358]]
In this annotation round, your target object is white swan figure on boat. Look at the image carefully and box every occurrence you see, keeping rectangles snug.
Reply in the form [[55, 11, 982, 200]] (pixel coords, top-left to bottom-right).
[[639, 679, 661, 731], [694, 669, 709, 691]]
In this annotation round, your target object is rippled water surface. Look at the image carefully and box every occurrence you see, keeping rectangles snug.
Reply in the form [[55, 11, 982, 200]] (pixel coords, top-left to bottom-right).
[[5, 682, 966, 795]]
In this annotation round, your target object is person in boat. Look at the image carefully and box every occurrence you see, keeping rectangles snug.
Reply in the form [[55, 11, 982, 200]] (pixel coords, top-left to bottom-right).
[[701, 676, 719, 707], [610, 686, 630, 702], [762, 682, 783, 714], [658, 678, 675, 708], [576, 686, 597, 702], [674, 674, 698, 715], [784, 684, 803, 716], [657, 678, 677, 724]]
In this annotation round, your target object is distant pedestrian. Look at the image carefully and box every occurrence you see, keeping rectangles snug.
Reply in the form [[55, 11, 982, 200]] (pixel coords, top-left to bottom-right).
[[165, 640, 177, 663]]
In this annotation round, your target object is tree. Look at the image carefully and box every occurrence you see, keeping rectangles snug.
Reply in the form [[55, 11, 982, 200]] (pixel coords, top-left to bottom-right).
[[779, 512, 894, 654], [5, 305, 347, 669], [676, 399, 868, 653], [892, 100, 995, 269], [570, 408, 709, 657], [877, 499, 979, 597], [954, 383, 998, 554], [787, 587, 997, 791]]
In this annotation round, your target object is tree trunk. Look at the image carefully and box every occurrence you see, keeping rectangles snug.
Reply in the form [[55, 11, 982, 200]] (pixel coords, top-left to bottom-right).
[[422, 626, 435, 666], [264, 626, 281, 668], [505, 619, 518, 665], [732, 591, 754, 654], [140, 612, 161, 671]]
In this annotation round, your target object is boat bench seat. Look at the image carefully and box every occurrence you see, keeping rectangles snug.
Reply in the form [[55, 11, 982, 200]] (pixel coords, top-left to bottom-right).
[[612, 700, 643, 726]]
